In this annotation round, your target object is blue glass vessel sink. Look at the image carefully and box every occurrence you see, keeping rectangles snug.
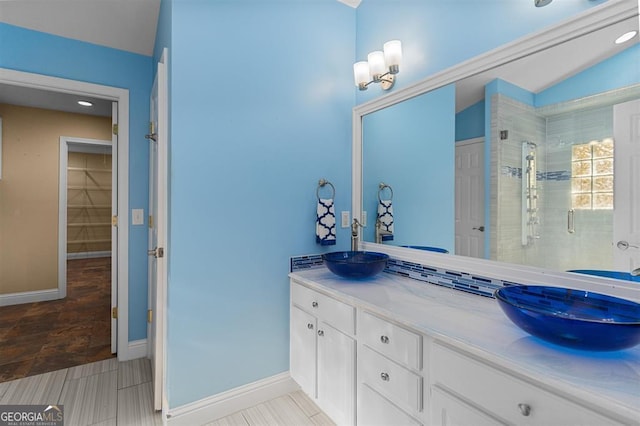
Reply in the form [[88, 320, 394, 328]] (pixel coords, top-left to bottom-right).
[[322, 251, 389, 279], [568, 270, 640, 282], [402, 245, 449, 253], [494, 285, 640, 351]]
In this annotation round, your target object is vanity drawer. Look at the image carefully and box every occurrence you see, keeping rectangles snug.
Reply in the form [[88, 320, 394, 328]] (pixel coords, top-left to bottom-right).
[[431, 343, 618, 425], [358, 383, 422, 426], [359, 311, 422, 370], [360, 345, 422, 414], [291, 282, 355, 335]]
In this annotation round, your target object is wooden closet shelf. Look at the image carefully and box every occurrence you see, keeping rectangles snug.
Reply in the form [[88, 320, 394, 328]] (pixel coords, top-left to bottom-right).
[[68, 204, 112, 209], [67, 186, 112, 191], [68, 239, 111, 244], [67, 167, 112, 173], [68, 222, 112, 227]]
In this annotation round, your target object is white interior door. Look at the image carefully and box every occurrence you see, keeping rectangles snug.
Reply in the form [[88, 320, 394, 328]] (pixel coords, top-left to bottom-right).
[[111, 102, 118, 353], [148, 48, 168, 412], [613, 99, 640, 273], [455, 138, 485, 258]]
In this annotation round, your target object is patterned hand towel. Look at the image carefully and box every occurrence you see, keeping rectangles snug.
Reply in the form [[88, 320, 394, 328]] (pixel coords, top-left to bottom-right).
[[377, 199, 394, 241], [316, 198, 336, 245]]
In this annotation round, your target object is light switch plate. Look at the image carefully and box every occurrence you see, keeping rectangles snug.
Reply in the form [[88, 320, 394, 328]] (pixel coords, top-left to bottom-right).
[[132, 209, 144, 225], [362, 211, 367, 226], [341, 211, 350, 228]]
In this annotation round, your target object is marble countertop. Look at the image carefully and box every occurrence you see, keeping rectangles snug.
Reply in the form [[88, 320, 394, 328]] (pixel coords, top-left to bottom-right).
[[290, 267, 640, 421]]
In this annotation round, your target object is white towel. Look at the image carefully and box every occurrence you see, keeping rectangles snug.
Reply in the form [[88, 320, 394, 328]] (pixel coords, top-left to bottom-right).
[[377, 199, 394, 241], [316, 198, 336, 245]]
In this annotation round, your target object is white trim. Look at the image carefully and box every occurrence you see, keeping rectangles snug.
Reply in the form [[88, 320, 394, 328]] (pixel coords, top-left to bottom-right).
[[59, 136, 112, 301], [122, 339, 148, 361], [67, 251, 112, 260], [0, 116, 3, 179], [352, 1, 640, 297], [0, 67, 131, 360], [0, 289, 60, 307], [166, 373, 299, 426]]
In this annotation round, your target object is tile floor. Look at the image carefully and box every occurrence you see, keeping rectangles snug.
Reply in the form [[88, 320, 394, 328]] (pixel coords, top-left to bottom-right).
[[0, 257, 114, 382], [0, 357, 160, 426], [0, 356, 334, 426]]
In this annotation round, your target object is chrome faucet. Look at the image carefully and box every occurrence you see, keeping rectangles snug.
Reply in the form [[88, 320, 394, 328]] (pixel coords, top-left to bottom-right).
[[351, 218, 364, 251], [632, 267, 640, 277], [375, 218, 393, 244]]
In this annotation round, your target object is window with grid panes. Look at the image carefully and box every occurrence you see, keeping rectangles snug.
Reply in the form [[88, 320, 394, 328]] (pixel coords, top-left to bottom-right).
[[571, 138, 614, 210]]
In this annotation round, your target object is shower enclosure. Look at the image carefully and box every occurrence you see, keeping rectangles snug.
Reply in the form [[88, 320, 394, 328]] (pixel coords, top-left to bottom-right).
[[490, 86, 636, 272]]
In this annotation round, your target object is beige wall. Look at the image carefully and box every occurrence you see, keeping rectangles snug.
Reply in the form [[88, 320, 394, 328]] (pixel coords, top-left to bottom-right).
[[0, 104, 111, 295]]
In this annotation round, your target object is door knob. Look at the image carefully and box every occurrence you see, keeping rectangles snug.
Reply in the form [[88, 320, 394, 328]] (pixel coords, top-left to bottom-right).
[[617, 241, 639, 250], [148, 247, 164, 258], [472, 226, 485, 232]]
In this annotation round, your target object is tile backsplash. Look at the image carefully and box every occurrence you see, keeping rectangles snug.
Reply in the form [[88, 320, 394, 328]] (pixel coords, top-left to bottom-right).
[[290, 254, 514, 298]]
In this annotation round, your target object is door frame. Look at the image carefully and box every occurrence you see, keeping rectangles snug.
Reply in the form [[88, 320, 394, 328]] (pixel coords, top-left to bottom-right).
[[59, 137, 115, 352], [0, 67, 132, 360]]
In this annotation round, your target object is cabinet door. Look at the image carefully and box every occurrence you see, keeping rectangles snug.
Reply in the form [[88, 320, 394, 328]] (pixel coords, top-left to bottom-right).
[[431, 386, 506, 426], [359, 383, 422, 426], [290, 305, 317, 398], [317, 321, 356, 426]]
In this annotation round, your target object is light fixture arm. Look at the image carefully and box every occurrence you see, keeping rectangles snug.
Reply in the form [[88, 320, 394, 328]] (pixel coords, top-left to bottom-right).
[[358, 71, 396, 91]]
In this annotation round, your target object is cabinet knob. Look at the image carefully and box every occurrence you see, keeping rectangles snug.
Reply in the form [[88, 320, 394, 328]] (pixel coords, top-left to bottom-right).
[[380, 335, 390, 344], [317, 330, 324, 337], [380, 372, 390, 381], [518, 403, 531, 417], [307, 323, 314, 329], [312, 301, 318, 308]]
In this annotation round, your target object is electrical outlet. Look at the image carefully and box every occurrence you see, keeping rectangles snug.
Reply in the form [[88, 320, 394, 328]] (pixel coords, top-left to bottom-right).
[[132, 209, 144, 225], [341, 211, 350, 228]]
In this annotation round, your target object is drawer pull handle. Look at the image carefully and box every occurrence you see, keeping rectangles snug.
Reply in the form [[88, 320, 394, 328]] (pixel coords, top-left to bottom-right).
[[317, 330, 324, 337], [380, 372, 390, 381], [380, 335, 390, 344], [307, 323, 314, 329], [518, 403, 531, 417], [312, 301, 318, 308]]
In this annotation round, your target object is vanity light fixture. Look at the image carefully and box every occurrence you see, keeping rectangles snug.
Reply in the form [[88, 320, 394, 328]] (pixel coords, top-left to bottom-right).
[[353, 40, 402, 91], [77, 100, 93, 107], [615, 30, 637, 44]]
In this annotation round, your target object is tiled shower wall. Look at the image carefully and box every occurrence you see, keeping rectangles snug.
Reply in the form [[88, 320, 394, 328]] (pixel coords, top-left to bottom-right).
[[491, 93, 614, 271]]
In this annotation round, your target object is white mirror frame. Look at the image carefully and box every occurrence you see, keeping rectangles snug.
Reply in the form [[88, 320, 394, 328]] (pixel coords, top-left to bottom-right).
[[352, 0, 640, 301]]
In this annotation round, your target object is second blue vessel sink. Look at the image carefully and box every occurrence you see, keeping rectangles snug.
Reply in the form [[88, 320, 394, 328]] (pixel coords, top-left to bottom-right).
[[495, 285, 640, 351], [322, 251, 389, 279]]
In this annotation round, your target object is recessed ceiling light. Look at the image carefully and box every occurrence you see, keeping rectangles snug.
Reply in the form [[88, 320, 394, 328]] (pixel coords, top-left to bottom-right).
[[615, 31, 637, 44], [77, 100, 93, 107]]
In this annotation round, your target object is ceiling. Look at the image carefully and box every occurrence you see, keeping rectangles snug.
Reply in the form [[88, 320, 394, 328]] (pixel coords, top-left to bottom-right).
[[0, 0, 160, 56], [0, 2, 637, 117]]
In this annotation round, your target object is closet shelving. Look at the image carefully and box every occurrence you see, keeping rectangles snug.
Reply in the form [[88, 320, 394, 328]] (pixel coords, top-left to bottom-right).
[[67, 153, 112, 255]]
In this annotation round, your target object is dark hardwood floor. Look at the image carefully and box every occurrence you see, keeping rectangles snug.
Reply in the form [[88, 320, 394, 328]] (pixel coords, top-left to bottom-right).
[[0, 257, 115, 382]]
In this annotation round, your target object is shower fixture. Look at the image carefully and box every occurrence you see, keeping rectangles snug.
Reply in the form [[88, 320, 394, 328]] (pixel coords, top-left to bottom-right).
[[522, 141, 539, 246], [535, 0, 552, 7]]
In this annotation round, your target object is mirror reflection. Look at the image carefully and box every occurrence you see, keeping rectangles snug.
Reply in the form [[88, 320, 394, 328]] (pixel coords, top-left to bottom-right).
[[361, 14, 640, 277]]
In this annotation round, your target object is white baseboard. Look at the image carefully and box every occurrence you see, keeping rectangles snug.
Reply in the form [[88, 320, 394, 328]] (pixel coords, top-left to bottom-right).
[[118, 338, 148, 361], [0, 288, 61, 307], [67, 251, 111, 260], [166, 372, 299, 426]]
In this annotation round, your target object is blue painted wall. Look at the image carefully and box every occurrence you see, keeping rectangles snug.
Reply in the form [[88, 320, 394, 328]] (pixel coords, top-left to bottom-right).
[[362, 85, 455, 251], [354, 0, 606, 104], [158, 0, 355, 407], [0, 23, 152, 341], [536, 43, 640, 106], [455, 100, 485, 141]]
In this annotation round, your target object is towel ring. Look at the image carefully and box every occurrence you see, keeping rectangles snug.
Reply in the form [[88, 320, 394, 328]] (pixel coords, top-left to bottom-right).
[[317, 179, 335, 200], [378, 182, 393, 202]]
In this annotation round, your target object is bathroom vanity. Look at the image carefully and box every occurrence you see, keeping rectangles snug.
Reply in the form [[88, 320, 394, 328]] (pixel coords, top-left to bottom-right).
[[289, 267, 640, 426]]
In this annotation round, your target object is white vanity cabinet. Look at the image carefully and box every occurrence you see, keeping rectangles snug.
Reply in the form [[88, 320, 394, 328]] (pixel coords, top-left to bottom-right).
[[429, 342, 622, 426], [290, 280, 356, 426], [357, 311, 424, 426]]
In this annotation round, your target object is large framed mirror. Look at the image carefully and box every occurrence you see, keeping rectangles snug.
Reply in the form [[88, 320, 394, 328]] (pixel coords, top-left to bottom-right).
[[353, 0, 640, 295]]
